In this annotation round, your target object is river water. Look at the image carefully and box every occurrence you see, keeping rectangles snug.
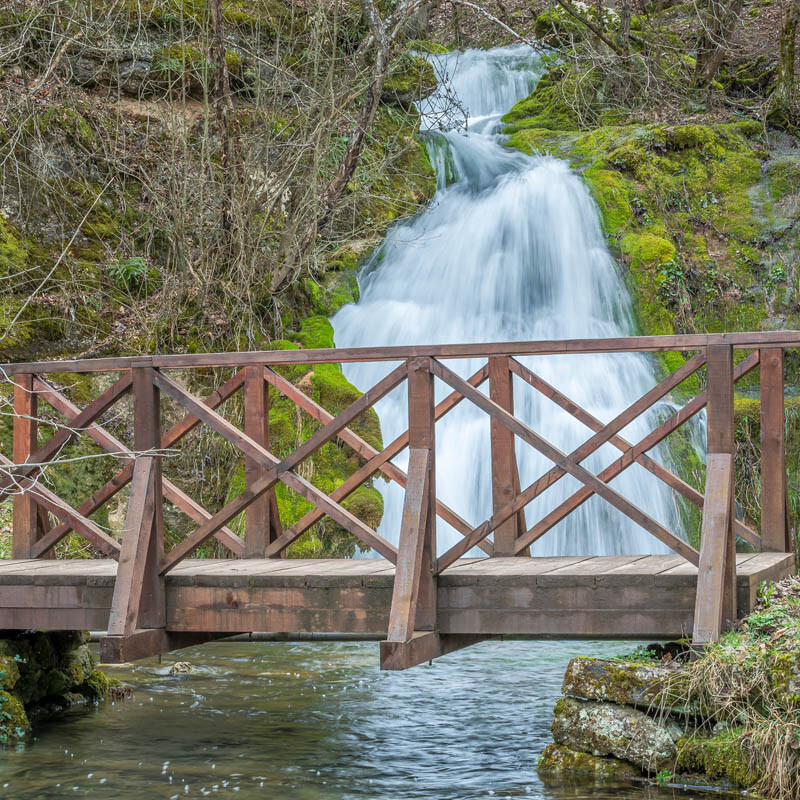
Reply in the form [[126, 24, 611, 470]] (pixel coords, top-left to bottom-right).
[[0, 640, 712, 799]]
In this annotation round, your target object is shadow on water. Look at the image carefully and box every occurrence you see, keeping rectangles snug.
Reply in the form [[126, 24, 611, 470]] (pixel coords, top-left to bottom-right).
[[0, 640, 715, 799]]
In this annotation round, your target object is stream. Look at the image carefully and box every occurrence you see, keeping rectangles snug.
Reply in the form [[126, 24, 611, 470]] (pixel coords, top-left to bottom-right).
[[0, 640, 711, 799]]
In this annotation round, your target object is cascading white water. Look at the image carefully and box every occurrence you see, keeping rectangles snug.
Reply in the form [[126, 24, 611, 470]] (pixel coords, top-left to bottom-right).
[[332, 46, 686, 556]]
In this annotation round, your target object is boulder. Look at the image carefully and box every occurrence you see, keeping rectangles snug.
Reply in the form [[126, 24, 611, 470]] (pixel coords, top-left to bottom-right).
[[562, 656, 674, 708], [538, 743, 638, 780], [551, 697, 678, 773]]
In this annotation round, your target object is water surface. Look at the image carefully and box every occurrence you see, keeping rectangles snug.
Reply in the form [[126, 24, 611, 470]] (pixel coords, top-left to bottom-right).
[[0, 640, 711, 799]]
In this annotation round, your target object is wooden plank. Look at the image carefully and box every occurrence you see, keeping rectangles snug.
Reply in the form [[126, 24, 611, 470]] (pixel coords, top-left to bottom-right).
[[693, 453, 735, 643], [4, 330, 799, 374], [489, 356, 522, 555], [11, 374, 39, 559], [509, 357, 760, 550], [706, 345, 735, 455], [760, 347, 788, 551], [107, 456, 157, 636], [100, 630, 228, 664], [405, 358, 436, 632], [432, 360, 699, 568], [380, 632, 487, 671], [387, 448, 431, 643]]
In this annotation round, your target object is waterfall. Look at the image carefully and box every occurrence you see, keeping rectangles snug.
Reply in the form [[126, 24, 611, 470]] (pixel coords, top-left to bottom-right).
[[332, 46, 686, 557]]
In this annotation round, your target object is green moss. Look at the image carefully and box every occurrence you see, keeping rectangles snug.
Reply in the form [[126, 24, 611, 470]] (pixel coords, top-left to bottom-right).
[[82, 669, 111, 699], [0, 690, 30, 744], [382, 54, 437, 107], [503, 68, 586, 133], [677, 730, 761, 787], [538, 743, 635, 779], [407, 40, 450, 54], [533, 8, 586, 45]]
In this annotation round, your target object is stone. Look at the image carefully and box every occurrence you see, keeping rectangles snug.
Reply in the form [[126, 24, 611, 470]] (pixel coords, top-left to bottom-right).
[[551, 697, 677, 773], [562, 656, 675, 709], [538, 743, 638, 780]]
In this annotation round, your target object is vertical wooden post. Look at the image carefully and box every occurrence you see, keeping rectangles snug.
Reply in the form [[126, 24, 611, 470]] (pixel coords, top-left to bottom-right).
[[12, 374, 39, 559], [760, 347, 788, 552], [108, 367, 165, 635], [407, 357, 436, 630], [489, 356, 527, 556], [693, 345, 737, 643], [244, 366, 271, 557], [381, 358, 438, 669]]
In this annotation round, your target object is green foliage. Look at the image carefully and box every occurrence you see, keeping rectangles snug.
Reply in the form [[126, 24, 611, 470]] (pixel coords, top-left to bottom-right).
[[107, 255, 148, 290]]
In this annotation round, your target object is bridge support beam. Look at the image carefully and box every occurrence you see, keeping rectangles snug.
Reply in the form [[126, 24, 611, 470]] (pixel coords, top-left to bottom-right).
[[382, 358, 439, 669], [381, 632, 490, 670], [760, 347, 789, 552], [107, 367, 166, 645], [693, 345, 737, 644]]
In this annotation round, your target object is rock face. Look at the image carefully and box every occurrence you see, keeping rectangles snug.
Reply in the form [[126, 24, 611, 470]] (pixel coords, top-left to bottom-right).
[[562, 656, 673, 708], [0, 631, 113, 744], [551, 697, 678, 774]]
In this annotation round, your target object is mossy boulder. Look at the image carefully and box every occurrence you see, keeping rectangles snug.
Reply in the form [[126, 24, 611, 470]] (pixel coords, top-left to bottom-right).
[[382, 53, 437, 108], [533, 8, 586, 45], [538, 743, 637, 780], [562, 656, 673, 709], [551, 697, 678, 773]]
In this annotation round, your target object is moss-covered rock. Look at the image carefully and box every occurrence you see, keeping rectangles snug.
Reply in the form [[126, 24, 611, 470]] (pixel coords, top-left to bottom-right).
[[382, 53, 437, 108], [562, 656, 673, 709], [677, 729, 761, 787], [538, 742, 638, 780], [551, 697, 678, 773]]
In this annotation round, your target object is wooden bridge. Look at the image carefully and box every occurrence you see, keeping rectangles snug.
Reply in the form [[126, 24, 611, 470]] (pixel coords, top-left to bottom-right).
[[0, 332, 795, 669]]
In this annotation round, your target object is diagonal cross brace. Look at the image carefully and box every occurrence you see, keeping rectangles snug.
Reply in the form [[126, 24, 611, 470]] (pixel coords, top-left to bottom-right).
[[514, 350, 761, 553], [30, 377, 244, 557], [432, 359, 700, 570], [156, 364, 408, 570], [508, 357, 761, 549]]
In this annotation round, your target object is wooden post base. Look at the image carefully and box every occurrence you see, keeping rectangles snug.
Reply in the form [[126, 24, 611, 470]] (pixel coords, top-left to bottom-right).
[[99, 629, 233, 663], [379, 632, 489, 670]]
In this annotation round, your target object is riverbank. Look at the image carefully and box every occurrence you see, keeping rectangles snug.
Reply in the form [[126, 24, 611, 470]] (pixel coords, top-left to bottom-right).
[[0, 630, 113, 744], [539, 574, 800, 799]]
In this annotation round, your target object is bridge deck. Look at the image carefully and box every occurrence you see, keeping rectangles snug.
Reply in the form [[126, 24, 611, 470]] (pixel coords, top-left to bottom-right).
[[0, 554, 792, 639]]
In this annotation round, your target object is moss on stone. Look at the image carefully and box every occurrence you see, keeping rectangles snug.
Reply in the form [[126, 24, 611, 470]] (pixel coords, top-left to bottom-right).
[[676, 729, 761, 787], [82, 669, 111, 699], [538, 743, 637, 779], [382, 54, 437, 108], [0, 690, 30, 744]]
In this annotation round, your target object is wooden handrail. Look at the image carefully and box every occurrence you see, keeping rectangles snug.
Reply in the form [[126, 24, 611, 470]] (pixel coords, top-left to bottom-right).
[[2, 330, 800, 374]]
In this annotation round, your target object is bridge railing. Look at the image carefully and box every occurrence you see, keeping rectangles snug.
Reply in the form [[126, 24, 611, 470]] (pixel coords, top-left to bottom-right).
[[0, 331, 796, 664]]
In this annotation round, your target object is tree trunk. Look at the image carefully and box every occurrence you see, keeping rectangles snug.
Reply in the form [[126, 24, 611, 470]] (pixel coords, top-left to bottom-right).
[[693, 0, 744, 88], [618, 0, 632, 54], [771, 0, 800, 125]]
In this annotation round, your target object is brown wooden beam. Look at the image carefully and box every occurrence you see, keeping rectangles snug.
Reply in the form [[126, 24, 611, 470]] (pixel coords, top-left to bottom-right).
[[380, 632, 489, 670], [244, 365, 278, 557], [2, 331, 798, 374], [11, 374, 39, 559], [107, 367, 165, 635], [100, 629, 233, 663], [760, 347, 789, 551], [489, 356, 524, 555], [693, 453, 736, 642]]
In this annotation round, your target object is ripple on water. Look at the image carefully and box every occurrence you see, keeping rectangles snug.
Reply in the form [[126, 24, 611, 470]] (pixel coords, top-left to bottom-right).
[[0, 640, 713, 800]]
